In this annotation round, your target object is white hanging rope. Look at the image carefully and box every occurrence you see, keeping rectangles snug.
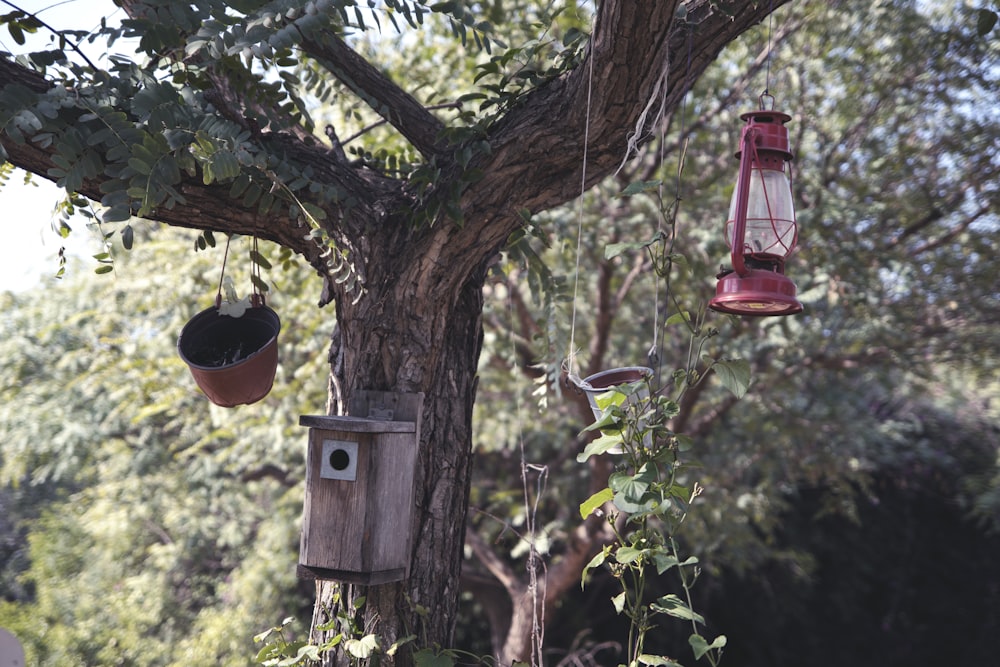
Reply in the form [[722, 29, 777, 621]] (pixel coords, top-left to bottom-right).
[[617, 50, 672, 175], [565, 30, 598, 382]]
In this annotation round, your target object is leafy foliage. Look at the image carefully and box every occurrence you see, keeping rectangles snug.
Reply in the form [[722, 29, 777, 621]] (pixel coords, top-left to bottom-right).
[[0, 229, 328, 666]]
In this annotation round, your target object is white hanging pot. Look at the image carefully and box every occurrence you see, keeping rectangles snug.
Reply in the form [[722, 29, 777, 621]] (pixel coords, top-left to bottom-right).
[[570, 366, 654, 424]]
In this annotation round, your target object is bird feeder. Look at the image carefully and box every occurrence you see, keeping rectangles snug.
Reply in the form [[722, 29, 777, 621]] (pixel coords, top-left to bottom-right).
[[710, 102, 803, 316], [298, 391, 424, 584]]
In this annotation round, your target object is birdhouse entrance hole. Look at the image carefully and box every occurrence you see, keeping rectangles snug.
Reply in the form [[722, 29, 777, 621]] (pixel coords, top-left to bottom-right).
[[320, 440, 358, 481]]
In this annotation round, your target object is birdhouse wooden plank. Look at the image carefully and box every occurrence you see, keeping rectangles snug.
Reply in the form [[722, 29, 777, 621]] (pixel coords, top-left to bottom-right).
[[298, 390, 423, 584]]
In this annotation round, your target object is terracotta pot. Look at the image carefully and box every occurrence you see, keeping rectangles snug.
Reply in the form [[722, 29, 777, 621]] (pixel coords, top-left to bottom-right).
[[177, 304, 281, 407]]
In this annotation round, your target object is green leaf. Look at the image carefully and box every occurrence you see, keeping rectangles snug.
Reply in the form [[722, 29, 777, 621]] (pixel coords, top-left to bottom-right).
[[253, 627, 276, 644], [127, 157, 152, 176], [638, 655, 681, 666], [977, 9, 998, 36], [711, 358, 751, 399], [250, 249, 272, 270], [604, 232, 664, 260], [576, 433, 625, 462], [254, 643, 278, 663], [665, 311, 691, 327], [7, 22, 25, 45], [613, 492, 654, 515], [250, 274, 270, 294], [589, 391, 626, 420], [688, 634, 726, 660], [618, 179, 661, 196], [610, 464, 656, 504], [582, 547, 609, 588], [275, 642, 319, 666], [651, 594, 704, 624], [580, 487, 614, 519], [121, 225, 134, 250], [615, 545, 644, 565], [651, 553, 679, 575], [345, 634, 379, 658], [301, 202, 328, 222], [102, 205, 132, 223], [386, 634, 416, 656]]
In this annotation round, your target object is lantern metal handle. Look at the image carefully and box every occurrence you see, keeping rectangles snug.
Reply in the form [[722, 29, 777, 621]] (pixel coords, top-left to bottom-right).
[[729, 126, 759, 278]]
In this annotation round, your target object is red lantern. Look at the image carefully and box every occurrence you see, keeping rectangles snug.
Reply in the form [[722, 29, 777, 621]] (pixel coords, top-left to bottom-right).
[[709, 105, 803, 316]]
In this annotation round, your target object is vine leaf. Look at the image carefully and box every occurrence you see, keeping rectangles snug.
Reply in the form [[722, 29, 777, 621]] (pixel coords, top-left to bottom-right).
[[665, 310, 691, 327], [617, 179, 661, 197], [579, 487, 614, 520], [345, 634, 380, 659], [688, 633, 727, 660], [652, 594, 705, 625], [637, 654, 682, 666], [605, 230, 665, 260], [709, 357, 751, 399], [581, 546, 610, 589], [576, 433, 624, 462]]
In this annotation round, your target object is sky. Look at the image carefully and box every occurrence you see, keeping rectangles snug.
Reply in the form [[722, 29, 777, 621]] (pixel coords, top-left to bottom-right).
[[0, 175, 90, 293], [0, 1, 129, 293]]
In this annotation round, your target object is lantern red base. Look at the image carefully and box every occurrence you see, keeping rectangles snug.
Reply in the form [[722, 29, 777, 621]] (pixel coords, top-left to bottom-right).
[[709, 269, 803, 316]]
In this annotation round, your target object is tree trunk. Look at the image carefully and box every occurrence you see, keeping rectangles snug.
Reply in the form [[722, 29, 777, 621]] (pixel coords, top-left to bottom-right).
[[309, 223, 489, 665]]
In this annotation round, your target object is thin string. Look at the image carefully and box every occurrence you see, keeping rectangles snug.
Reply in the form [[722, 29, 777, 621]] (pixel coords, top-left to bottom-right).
[[764, 0, 775, 97], [252, 235, 263, 305], [677, 27, 693, 200], [566, 31, 597, 380], [216, 235, 232, 306]]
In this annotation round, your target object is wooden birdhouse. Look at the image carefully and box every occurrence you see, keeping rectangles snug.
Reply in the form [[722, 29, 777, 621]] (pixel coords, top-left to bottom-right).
[[298, 390, 424, 584]]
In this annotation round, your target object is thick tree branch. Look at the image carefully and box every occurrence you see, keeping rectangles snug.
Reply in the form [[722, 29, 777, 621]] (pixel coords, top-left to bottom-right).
[[442, 0, 794, 300], [300, 33, 446, 159], [466, 526, 525, 594], [908, 204, 992, 256]]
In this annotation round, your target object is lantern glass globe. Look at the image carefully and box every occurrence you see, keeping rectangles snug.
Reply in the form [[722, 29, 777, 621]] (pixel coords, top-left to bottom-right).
[[726, 167, 796, 258]]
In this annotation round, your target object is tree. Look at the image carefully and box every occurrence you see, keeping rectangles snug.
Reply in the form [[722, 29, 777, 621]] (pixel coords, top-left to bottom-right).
[[0, 1, 797, 663]]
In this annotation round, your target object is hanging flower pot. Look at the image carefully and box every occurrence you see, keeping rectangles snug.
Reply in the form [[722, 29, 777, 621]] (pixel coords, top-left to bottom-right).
[[571, 366, 654, 426], [177, 235, 280, 407], [569, 367, 654, 455], [178, 297, 281, 407]]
